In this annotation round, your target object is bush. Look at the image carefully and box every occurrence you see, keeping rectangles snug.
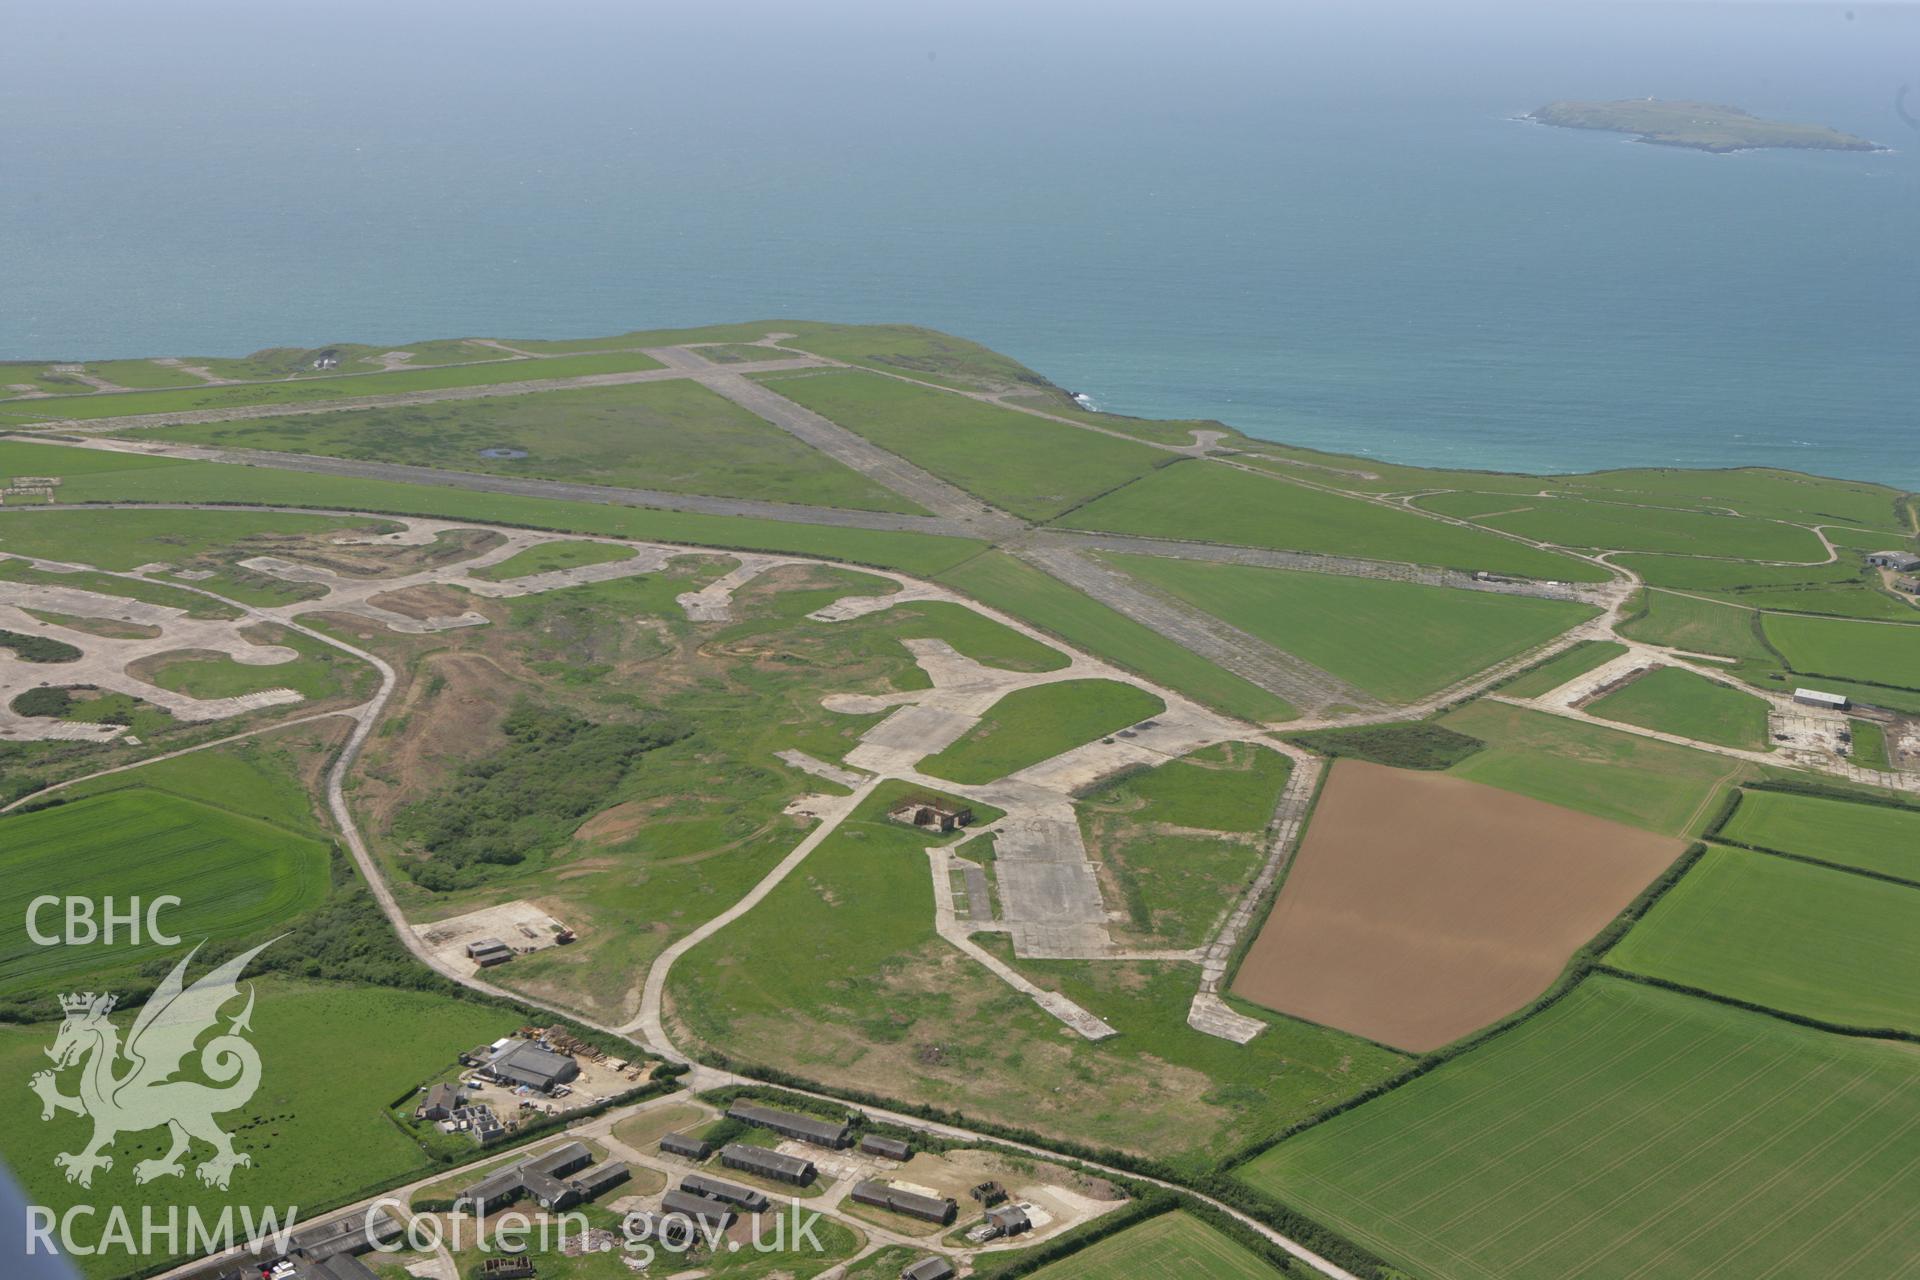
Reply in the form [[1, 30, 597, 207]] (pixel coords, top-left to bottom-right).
[[10, 686, 74, 718], [394, 702, 688, 888], [0, 629, 82, 663]]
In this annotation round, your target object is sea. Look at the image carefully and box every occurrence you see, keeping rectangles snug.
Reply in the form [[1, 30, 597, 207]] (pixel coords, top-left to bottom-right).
[[3, 0, 1916, 486]]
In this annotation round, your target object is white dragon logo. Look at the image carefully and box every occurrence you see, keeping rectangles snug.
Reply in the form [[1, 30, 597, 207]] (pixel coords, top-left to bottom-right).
[[30, 939, 275, 1190]]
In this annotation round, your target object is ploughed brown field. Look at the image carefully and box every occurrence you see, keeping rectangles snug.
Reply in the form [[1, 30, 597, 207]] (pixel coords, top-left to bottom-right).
[[1231, 760, 1682, 1052]]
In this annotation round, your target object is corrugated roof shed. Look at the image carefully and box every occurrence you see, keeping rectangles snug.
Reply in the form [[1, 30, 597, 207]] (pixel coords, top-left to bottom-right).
[[720, 1142, 815, 1184], [858, 1134, 911, 1161], [661, 1188, 736, 1226], [682, 1171, 770, 1212], [569, 1161, 630, 1199], [660, 1131, 713, 1160], [850, 1179, 957, 1225], [726, 1100, 851, 1148]]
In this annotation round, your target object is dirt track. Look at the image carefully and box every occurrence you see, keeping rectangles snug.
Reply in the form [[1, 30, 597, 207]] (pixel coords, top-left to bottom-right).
[[1231, 760, 1682, 1052]]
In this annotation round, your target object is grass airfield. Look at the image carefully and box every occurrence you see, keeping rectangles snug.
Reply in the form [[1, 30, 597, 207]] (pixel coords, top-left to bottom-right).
[[0, 320, 1916, 1280]]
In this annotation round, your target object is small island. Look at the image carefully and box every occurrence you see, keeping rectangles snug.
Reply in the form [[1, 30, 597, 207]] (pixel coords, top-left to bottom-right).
[[1527, 99, 1883, 154]]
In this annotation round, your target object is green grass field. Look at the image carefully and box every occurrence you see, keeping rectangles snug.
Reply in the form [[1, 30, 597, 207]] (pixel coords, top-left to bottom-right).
[[1731, 583, 1919, 620], [0, 980, 509, 1279], [774, 321, 1054, 392], [1546, 467, 1908, 531], [0, 789, 331, 998], [1103, 554, 1595, 703], [920, 679, 1165, 783], [0, 349, 666, 422], [1021, 1212, 1284, 1279], [760, 369, 1167, 520], [1849, 718, 1891, 770], [1500, 640, 1627, 697], [1764, 613, 1920, 690], [936, 552, 1295, 723], [1609, 846, 1920, 1032], [1058, 463, 1607, 581], [1085, 741, 1290, 832], [1617, 553, 1868, 593], [80, 359, 212, 390], [1619, 590, 1776, 661], [1418, 491, 1828, 561], [1440, 701, 1749, 836], [1718, 790, 1920, 881], [471, 540, 637, 580], [142, 379, 924, 514], [1587, 666, 1773, 751], [868, 600, 1070, 674], [1238, 975, 1920, 1280]]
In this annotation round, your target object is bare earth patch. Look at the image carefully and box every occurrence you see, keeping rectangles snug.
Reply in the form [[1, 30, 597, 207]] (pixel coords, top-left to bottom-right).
[[367, 583, 477, 621], [1232, 759, 1682, 1052]]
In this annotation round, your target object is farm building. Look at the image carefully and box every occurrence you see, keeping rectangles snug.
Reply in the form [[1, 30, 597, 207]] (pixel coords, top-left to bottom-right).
[[682, 1171, 771, 1212], [902, 1258, 957, 1280], [985, 1204, 1032, 1238], [1794, 688, 1851, 711], [570, 1160, 630, 1201], [887, 795, 974, 833], [452, 1142, 614, 1215], [969, 1180, 1007, 1206], [416, 1082, 459, 1121], [466, 938, 514, 967], [479, 1259, 535, 1280], [720, 1142, 816, 1185], [660, 1188, 736, 1229], [521, 1170, 579, 1211], [660, 1131, 713, 1161], [727, 1100, 852, 1148], [858, 1134, 912, 1161], [1866, 551, 1920, 572], [484, 1039, 581, 1093], [455, 1167, 527, 1216], [279, 1205, 403, 1265], [851, 1179, 958, 1225]]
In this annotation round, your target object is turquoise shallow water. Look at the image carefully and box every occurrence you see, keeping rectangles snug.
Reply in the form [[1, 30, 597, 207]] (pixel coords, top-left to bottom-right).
[[2, 1, 1915, 486]]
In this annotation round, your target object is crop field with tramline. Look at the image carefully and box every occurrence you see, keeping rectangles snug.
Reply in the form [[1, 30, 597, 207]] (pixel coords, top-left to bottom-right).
[[0, 789, 331, 996], [1237, 976, 1920, 1280], [1717, 789, 1920, 881], [1023, 1211, 1284, 1279]]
